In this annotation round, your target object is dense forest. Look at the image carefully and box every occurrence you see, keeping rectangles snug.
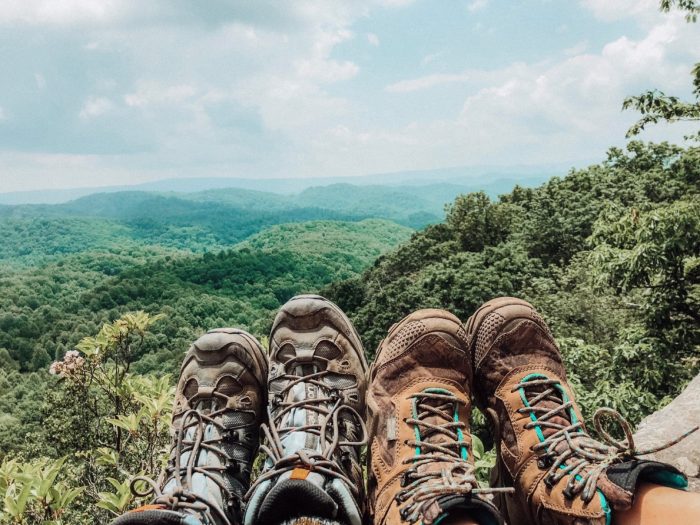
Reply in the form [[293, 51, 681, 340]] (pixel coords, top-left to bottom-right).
[[0, 203, 415, 523], [0, 178, 531, 260], [326, 141, 699, 427], [0, 142, 698, 524]]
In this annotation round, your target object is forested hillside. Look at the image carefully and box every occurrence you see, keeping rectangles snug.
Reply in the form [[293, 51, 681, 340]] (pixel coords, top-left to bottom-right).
[[326, 141, 699, 427], [0, 212, 414, 524], [0, 218, 411, 374], [0, 178, 544, 265], [0, 143, 697, 524]]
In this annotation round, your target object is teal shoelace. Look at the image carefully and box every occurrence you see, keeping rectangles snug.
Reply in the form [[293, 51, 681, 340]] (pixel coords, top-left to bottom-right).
[[515, 374, 697, 504]]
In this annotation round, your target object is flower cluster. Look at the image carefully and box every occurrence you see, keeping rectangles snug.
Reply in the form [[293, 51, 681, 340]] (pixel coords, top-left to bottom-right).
[[49, 350, 86, 378]]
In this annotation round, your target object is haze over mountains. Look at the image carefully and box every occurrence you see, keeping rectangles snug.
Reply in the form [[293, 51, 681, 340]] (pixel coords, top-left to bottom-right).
[[0, 165, 558, 205], [0, 173, 553, 265]]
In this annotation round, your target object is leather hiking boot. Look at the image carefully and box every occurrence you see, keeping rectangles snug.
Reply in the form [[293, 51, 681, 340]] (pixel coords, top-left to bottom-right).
[[112, 328, 268, 525], [244, 295, 368, 525], [465, 297, 694, 525], [367, 309, 505, 525]]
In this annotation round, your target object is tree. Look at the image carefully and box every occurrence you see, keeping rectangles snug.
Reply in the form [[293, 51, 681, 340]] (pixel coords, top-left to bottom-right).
[[445, 192, 516, 252], [589, 198, 700, 390], [29, 348, 51, 371], [623, 1, 700, 138], [0, 348, 19, 371]]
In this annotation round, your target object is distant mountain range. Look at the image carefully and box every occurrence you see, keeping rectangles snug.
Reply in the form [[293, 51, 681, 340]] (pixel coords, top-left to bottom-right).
[[0, 178, 551, 232], [0, 176, 554, 264], [0, 164, 562, 205]]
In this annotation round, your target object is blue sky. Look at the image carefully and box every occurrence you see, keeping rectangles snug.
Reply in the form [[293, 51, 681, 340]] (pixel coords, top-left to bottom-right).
[[0, 0, 698, 192]]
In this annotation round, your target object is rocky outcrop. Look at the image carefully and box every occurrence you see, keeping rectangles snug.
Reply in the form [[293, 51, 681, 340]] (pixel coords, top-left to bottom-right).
[[633, 373, 700, 492]]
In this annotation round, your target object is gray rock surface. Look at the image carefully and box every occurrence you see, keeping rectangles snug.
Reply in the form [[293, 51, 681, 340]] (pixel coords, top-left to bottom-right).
[[633, 373, 700, 491]]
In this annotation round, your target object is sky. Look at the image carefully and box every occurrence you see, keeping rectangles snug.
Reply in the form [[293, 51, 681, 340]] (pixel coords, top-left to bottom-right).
[[0, 0, 698, 192]]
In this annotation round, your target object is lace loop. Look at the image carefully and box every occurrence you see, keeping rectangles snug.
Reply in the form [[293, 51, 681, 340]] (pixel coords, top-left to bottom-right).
[[514, 378, 699, 504]]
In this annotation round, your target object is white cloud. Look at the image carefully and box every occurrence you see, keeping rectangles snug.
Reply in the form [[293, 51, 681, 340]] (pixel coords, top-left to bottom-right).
[[579, 0, 658, 22], [124, 84, 197, 109], [467, 0, 489, 13], [0, 0, 128, 26], [563, 40, 589, 56], [293, 28, 359, 83], [1, 0, 698, 192], [321, 13, 700, 175], [378, 0, 415, 6], [457, 16, 693, 142], [384, 73, 472, 93], [0, 151, 177, 193], [385, 65, 527, 93], [79, 97, 114, 119], [421, 51, 444, 66], [34, 73, 46, 90], [367, 32, 380, 46], [386, 73, 473, 92]]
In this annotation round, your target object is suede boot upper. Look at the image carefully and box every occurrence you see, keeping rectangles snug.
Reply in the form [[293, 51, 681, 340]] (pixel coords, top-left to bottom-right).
[[367, 309, 503, 525], [465, 297, 689, 525]]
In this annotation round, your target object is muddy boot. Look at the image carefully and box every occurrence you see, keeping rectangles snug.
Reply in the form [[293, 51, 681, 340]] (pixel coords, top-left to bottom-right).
[[244, 295, 368, 525], [367, 309, 505, 525], [465, 297, 694, 525], [112, 328, 268, 525]]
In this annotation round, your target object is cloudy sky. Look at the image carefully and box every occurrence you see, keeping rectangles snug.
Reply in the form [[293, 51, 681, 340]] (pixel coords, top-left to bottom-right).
[[0, 0, 698, 192]]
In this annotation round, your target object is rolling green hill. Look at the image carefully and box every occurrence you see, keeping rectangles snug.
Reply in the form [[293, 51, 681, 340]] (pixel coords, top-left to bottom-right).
[[0, 178, 546, 265], [236, 219, 413, 272], [0, 218, 413, 374]]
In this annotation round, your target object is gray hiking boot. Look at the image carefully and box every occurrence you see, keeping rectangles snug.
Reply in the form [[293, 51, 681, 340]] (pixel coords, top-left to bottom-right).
[[244, 295, 368, 525], [112, 328, 268, 525]]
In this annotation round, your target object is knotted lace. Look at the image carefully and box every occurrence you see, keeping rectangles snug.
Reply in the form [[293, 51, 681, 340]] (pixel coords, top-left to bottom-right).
[[395, 389, 511, 525], [246, 358, 367, 500], [131, 408, 238, 525], [515, 377, 698, 503]]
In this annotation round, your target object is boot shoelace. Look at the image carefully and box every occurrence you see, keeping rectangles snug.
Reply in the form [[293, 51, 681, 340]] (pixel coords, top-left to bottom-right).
[[131, 404, 240, 525], [515, 376, 699, 503], [245, 357, 367, 500], [395, 389, 512, 525]]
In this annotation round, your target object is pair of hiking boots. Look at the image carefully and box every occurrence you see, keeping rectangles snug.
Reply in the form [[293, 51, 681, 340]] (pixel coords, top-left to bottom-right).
[[113, 295, 690, 525]]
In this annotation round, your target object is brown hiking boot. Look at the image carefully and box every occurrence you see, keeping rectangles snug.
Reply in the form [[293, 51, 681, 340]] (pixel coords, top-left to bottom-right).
[[245, 295, 368, 525], [465, 297, 693, 525], [367, 309, 505, 525], [112, 328, 268, 525]]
